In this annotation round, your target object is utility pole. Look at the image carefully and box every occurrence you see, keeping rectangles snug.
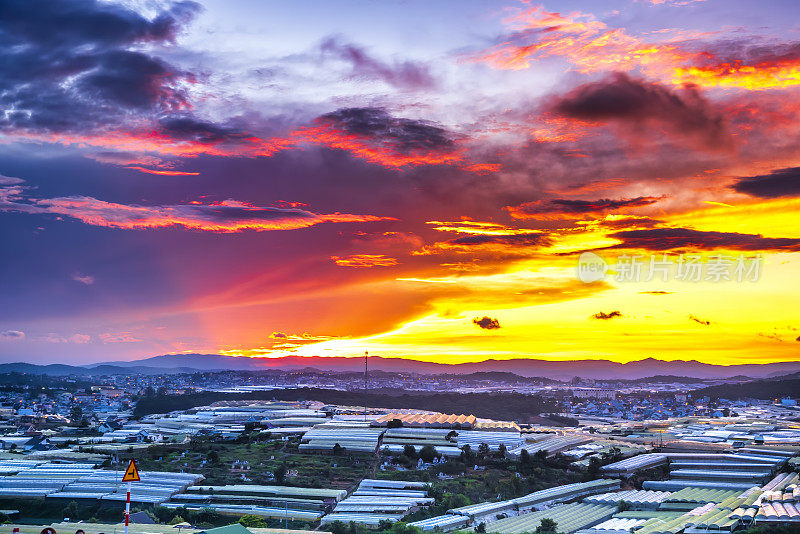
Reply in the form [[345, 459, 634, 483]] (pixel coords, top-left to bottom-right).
[[364, 351, 368, 421]]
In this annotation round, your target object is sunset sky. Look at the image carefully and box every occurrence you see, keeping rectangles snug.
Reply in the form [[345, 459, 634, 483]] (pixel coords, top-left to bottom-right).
[[1, 0, 800, 365]]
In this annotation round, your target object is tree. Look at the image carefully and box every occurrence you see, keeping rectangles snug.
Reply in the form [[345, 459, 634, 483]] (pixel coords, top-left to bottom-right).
[[588, 457, 602, 477], [443, 493, 470, 509], [461, 444, 475, 465], [63, 501, 80, 521], [169, 516, 186, 525], [332, 443, 345, 455], [536, 518, 558, 533], [274, 463, 288, 485], [207, 450, 220, 464], [243, 422, 258, 432], [390, 523, 423, 534], [617, 500, 631, 513], [601, 446, 623, 464], [70, 405, 83, 424], [496, 443, 507, 458], [478, 442, 490, 459], [520, 449, 531, 465], [386, 418, 403, 428], [419, 444, 438, 463], [403, 444, 417, 459], [475, 523, 486, 533]]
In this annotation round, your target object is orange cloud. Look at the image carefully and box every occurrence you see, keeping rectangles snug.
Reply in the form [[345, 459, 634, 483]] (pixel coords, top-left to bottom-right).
[[475, 4, 800, 91], [673, 59, 800, 91], [125, 166, 200, 176], [475, 5, 686, 74], [426, 220, 538, 236], [330, 254, 400, 267]]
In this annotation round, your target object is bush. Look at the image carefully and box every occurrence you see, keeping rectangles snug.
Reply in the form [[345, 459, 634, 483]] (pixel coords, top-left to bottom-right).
[[239, 515, 267, 528]]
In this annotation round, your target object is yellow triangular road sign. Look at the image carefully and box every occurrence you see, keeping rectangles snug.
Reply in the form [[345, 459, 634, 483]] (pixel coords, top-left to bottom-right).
[[122, 459, 140, 482]]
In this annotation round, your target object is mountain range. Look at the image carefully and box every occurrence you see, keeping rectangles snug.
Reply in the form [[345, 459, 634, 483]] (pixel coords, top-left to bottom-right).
[[1, 353, 798, 380]]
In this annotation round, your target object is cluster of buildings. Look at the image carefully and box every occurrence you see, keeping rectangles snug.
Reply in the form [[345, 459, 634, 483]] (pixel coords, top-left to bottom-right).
[[0, 370, 796, 533]]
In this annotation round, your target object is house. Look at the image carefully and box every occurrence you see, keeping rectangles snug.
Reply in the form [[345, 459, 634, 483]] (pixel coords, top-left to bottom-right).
[[99, 419, 123, 433], [0, 435, 50, 451], [136, 429, 164, 443]]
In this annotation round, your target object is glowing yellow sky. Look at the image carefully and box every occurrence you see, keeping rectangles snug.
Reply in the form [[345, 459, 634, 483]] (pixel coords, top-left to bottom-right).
[[218, 196, 800, 365]]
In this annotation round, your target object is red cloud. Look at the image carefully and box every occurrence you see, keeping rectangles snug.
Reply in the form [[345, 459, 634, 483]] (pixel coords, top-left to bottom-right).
[[125, 166, 200, 176], [11, 109, 498, 174], [0, 187, 395, 233]]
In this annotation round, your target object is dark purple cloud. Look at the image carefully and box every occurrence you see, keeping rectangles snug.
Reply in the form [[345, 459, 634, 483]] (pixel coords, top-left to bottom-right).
[[157, 116, 253, 145], [473, 316, 501, 329], [318, 107, 455, 152], [606, 228, 800, 251], [730, 166, 800, 198], [598, 217, 664, 229], [320, 37, 436, 90], [591, 310, 622, 320], [508, 196, 662, 219], [0, 0, 200, 133], [550, 73, 727, 146]]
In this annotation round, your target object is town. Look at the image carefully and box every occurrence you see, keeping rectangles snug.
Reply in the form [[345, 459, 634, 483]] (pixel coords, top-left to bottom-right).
[[0, 368, 796, 534]]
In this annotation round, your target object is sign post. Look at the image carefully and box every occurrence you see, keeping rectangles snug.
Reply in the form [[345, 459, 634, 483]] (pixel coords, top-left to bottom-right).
[[122, 459, 141, 534]]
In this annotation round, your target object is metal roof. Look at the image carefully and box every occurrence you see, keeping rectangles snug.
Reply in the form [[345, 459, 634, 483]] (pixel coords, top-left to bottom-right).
[[485, 502, 616, 534]]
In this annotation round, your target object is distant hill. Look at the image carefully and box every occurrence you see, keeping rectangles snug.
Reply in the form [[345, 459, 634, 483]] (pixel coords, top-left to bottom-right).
[[88, 353, 258, 371], [2, 354, 799, 380], [693, 378, 800, 400], [133, 387, 560, 421], [0, 362, 201, 376], [621, 375, 709, 384], [95, 353, 800, 380]]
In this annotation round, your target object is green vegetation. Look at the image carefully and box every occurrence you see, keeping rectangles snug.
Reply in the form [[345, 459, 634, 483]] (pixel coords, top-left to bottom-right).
[[133, 388, 559, 422], [328, 520, 421, 534], [237, 514, 267, 528], [149, 504, 312, 530], [123, 435, 379, 488], [0, 498, 125, 524], [382, 450, 583, 524]]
